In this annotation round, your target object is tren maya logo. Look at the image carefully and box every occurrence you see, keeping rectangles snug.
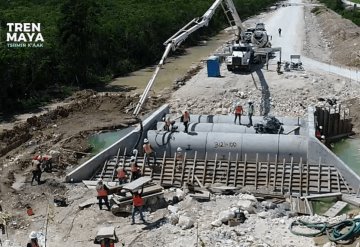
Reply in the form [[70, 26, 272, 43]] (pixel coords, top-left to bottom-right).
[[6, 23, 44, 48]]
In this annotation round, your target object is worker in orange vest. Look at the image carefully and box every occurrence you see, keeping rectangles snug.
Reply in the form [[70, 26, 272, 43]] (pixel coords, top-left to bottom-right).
[[27, 231, 40, 247], [234, 104, 243, 125], [116, 166, 128, 184], [96, 180, 111, 211], [143, 138, 156, 166], [130, 156, 141, 181], [130, 186, 146, 225], [181, 110, 190, 133]]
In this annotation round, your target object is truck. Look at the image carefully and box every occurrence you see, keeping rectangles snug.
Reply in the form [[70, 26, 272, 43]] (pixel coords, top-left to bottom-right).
[[225, 42, 254, 71]]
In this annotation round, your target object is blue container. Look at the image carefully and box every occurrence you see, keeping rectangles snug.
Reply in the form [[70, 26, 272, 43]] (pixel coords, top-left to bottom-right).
[[207, 56, 220, 77]]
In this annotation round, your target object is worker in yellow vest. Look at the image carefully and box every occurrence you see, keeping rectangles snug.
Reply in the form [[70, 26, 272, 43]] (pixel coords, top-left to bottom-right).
[[96, 180, 111, 211], [143, 138, 156, 166]]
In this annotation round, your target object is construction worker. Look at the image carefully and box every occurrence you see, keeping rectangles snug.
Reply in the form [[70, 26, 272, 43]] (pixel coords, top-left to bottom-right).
[[247, 101, 254, 126], [27, 231, 40, 247], [143, 138, 156, 166], [130, 156, 141, 181], [181, 110, 190, 133], [176, 147, 183, 171], [278, 28, 282, 37], [116, 166, 128, 185], [163, 117, 175, 131], [96, 180, 111, 211], [130, 186, 146, 225], [234, 104, 243, 125], [31, 159, 42, 185]]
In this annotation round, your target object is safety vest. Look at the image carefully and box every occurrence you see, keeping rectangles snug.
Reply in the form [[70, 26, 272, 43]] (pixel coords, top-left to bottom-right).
[[117, 169, 126, 179], [97, 186, 108, 197], [143, 144, 152, 154], [235, 106, 243, 114], [30, 240, 40, 247], [183, 112, 190, 122], [100, 239, 114, 247], [133, 195, 144, 207]]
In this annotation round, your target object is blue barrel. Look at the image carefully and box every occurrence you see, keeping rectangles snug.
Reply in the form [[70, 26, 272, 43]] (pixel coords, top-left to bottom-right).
[[207, 56, 220, 77]]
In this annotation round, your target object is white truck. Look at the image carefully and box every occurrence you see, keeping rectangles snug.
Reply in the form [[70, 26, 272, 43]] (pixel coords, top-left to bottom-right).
[[225, 43, 254, 71]]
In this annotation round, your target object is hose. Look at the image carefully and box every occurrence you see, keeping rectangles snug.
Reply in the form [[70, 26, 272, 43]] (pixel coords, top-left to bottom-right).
[[290, 218, 360, 242]]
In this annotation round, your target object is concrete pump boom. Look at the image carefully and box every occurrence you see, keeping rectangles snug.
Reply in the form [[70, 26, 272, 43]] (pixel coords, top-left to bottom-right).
[[133, 0, 244, 117]]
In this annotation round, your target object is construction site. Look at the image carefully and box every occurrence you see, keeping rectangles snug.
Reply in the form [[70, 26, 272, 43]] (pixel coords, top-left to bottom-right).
[[1, 0, 360, 246]]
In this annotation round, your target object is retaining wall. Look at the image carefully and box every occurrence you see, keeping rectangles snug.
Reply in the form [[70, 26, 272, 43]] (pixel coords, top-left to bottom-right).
[[65, 104, 170, 182]]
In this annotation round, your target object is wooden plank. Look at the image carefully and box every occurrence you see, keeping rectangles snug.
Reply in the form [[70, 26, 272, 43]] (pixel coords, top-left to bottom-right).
[[336, 171, 341, 192], [191, 151, 198, 184], [234, 153, 239, 186], [194, 175, 204, 188], [202, 152, 208, 185], [323, 201, 347, 217], [337, 170, 351, 193], [159, 151, 166, 185], [255, 153, 259, 189], [306, 162, 310, 195], [190, 191, 210, 200], [266, 154, 270, 186], [328, 165, 331, 192], [122, 176, 152, 191], [299, 157, 303, 196], [342, 194, 360, 207], [273, 154, 278, 187], [281, 159, 286, 194], [243, 153, 247, 186], [212, 153, 218, 184], [318, 158, 322, 193], [226, 152, 231, 186], [289, 157, 294, 194], [301, 192, 342, 200], [171, 153, 177, 185], [304, 198, 313, 216], [180, 152, 187, 185]]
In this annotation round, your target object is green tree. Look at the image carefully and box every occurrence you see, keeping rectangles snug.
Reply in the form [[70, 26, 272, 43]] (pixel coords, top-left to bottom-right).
[[58, 0, 100, 86]]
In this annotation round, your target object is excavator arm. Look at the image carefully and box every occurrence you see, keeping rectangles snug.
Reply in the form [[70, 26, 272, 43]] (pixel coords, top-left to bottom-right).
[[133, 0, 244, 117]]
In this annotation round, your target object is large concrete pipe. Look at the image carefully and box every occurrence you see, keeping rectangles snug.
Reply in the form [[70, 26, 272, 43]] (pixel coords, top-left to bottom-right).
[[165, 114, 303, 126], [157, 122, 256, 134], [147, 130, 308, 162], [156, 122, 302, 135]]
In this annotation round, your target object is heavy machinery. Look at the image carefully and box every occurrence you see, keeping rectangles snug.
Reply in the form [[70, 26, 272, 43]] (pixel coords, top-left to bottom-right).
[[225, 42, 254, 71], [133, 0, 248, 118]]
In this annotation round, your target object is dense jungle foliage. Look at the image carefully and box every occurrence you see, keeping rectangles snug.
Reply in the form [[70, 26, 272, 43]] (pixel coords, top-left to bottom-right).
[[319, 0, 360, 25], [0, 0, 277, 114]]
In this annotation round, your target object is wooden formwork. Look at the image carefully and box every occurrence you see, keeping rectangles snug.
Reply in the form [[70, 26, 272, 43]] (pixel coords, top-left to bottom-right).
[[93, 149, 352, 196]]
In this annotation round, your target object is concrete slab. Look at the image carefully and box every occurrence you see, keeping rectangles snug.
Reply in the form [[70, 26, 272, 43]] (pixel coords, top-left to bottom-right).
[[96, 226, 115, 239], [122, 177, 152, 191], [323, 201, 348, 217], [79, 198, 98, 209], [342, 194, 360, 207]]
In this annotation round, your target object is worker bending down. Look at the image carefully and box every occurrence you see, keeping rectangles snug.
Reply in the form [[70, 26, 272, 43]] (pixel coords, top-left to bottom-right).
[[116, 166, 128, 184], [130, 186, 146, 225]]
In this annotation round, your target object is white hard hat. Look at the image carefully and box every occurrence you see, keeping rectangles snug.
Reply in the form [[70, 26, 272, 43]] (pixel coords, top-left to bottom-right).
[[177, 147, 182, 152], [144, 138, 149, 143], [321, 135, 325, 139], [130, 156, 135, 162], [248, 100, 252, 104], [319, 126, 323, 130], [29, 231, 37, 239]]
